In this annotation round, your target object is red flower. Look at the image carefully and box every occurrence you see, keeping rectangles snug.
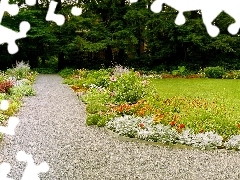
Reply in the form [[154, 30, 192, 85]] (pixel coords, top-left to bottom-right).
[[178, 124, 185, 129], [169, 121, 176, 126], [139, 123, 144, 128]]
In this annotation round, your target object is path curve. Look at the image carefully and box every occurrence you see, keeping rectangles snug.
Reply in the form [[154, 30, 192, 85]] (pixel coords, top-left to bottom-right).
[[0, 74, 240, 179]]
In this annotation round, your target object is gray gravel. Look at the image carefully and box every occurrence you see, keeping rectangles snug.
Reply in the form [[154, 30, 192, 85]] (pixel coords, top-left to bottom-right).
[[1, 74, 240, 180]]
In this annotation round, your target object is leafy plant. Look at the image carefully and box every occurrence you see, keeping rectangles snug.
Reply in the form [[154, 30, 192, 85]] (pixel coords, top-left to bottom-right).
[[6, 61, 31, 80], [58, 68, 75, 78], [171, 66, 188, 76], [204, 66, 225, 78], [10, 85, 35, 96], [223, 70, 240, 79], [0, 80, 14, 94], [109, 71, 149, 104]]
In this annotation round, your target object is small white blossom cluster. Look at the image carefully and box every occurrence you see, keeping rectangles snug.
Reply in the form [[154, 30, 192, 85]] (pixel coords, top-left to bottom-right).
[[142, 74, 162, 79], [8, 78, 31, 87], [107, 115, 226, 150], [107, 115, 179, 144], [224, 135, 240, 150], [107, 115, 141, 138], [112, 65, 130, 76], [178, 129, 223, 150], [88, 84, 105, 92]]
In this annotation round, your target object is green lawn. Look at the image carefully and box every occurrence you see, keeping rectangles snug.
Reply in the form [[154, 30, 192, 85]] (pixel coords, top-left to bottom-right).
[[150, 78, 240, 139], [151, 78, 240, 105]]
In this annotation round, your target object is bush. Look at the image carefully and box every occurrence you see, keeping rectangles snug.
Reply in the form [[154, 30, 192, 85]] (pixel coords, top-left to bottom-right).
[[86, 114, 101, 125], [109, 71, 149, 104], [204, 66, 225, 78], [58, 68, 75, 78], [10, 85, 35, 96], [0, 80, 14, 94], [171, 66, 188, 76], [33, 68, 57, 74], [83, 69, 110, 88], [223, 70, 240, 79], [6, 61, 30, 79]]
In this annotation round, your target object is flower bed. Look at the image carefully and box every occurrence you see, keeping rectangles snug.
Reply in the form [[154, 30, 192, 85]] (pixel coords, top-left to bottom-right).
[[0, 61, 37, 133], [59, 65, 240, 150]]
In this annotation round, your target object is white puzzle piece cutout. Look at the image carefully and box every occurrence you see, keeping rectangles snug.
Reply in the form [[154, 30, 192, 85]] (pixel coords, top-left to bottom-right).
[[131, 0, 240, 37], [16, 151, 49, 180], [25, 0, 36, 6], [0, 100, 9, 111], [71, 6, 82, 16], [0, 116, 19, 135], [0, 0, 30, 54], [46, 0, 65, 26], [0, 162, 14, 180]]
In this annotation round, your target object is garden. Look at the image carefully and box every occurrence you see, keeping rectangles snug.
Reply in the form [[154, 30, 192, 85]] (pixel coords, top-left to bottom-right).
[[59, 65, 240, 150], [0, 61, 37, 140]]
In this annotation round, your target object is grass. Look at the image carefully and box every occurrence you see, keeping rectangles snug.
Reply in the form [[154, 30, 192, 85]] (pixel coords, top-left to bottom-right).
[[151, 78, 240, 105], [150, 78, 240, 140], [59, 67, 240, 145]]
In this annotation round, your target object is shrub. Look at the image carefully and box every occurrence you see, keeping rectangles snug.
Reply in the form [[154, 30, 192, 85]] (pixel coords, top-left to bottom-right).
[[58, 68, 75, 78], [6, 61, 31, 79], [223, 70, 240, 79], [33, 68, 57, 74], [109, 72, 149, 104], [171, 66, 188, 76], [204, 66, 225, 78], [86, 114, 101, 125], [0, 80, 14, 93], [10, 85, 35, 97], [83, 69, 110, 88]]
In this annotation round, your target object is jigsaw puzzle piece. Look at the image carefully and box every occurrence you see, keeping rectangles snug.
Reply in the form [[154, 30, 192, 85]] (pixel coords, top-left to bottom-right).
[[16, 151, 49, 180], [46, 0, 65, 26], [0, 100, 9, 111], [0, 162, 14, 180], [0, 116, 19, 135], [0, 0, 19, 23], [0, 21, 30, 54], [71, 6, 82, 16]]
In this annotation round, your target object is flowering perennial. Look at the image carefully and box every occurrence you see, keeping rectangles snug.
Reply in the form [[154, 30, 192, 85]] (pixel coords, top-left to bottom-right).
[[107, 115, 234, 150]]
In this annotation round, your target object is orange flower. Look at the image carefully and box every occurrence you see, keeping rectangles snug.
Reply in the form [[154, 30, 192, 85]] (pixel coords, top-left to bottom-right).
[[237, 124, 240, 129], [139, 123, 144, 128], [178, 124, 185, 129], [169, 121, 176, 126], [173, 114, 179, 121]]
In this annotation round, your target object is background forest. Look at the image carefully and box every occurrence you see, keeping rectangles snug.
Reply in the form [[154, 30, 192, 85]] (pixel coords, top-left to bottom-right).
[[1, 0, 240, 72]]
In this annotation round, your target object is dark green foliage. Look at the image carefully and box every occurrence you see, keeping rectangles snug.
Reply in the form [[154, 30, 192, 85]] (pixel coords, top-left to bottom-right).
[[204, 67, 226, 78], [86, 114, 101, 125], [58, 68, 75, 78], [1, 1, 240, 71]]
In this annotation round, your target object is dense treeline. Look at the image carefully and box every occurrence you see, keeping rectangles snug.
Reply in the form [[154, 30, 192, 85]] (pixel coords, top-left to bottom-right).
[[1, 0, 240, 71]]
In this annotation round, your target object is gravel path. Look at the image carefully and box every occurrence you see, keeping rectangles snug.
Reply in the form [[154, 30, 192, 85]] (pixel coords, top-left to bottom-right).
[[1, 74, 240, 180]]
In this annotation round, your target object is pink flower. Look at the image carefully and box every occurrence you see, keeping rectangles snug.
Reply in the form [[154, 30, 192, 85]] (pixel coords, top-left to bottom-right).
[[136, 72, 141, 77], [142, 80, 149, 85], [110, 75, 117, 82], [110, 91, 115, 97]]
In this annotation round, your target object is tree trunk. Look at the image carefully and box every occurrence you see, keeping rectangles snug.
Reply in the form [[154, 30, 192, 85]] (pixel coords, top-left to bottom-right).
[[105, 45, 113, 66], [58, 51, 64, 71]]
